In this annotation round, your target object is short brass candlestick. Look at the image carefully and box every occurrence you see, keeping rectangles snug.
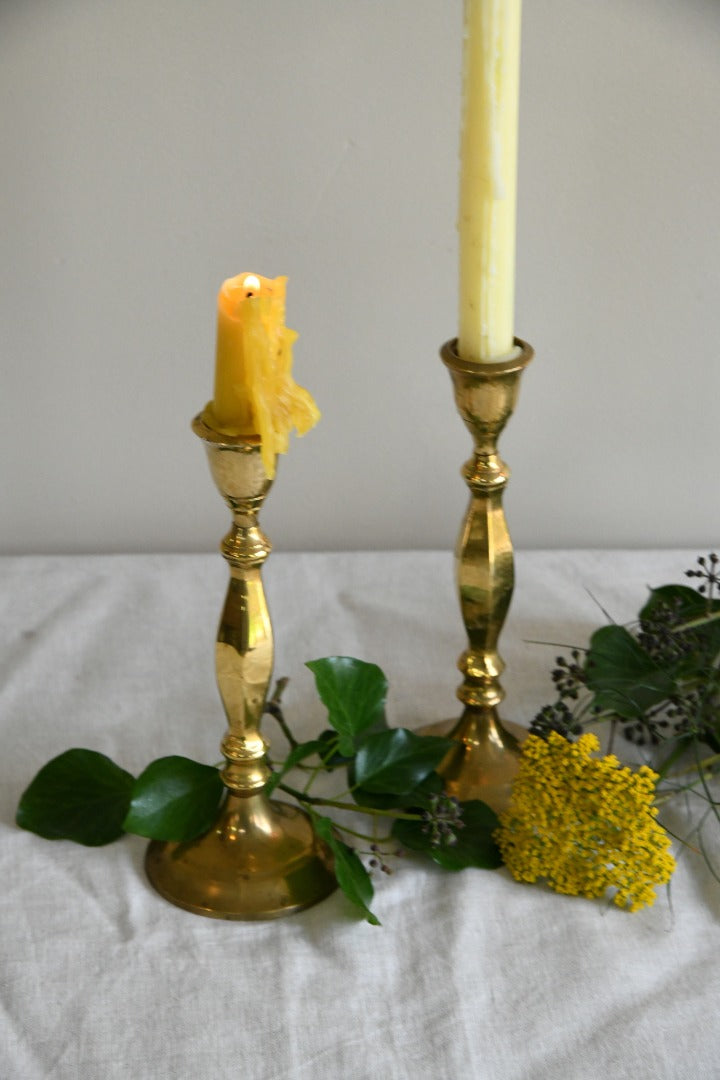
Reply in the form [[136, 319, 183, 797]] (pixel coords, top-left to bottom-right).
[[145, 414, 336, 919], [424, 338, 533, 812]]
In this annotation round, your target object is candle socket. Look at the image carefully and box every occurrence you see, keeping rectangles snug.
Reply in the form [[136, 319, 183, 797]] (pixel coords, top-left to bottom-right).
[[421, 338, 533, 813], [144, 415, 336, 919]]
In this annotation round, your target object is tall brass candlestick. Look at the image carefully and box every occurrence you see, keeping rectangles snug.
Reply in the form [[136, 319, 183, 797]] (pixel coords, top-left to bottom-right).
[[424, 338, 533, 812], [145, 415, 335, 919]]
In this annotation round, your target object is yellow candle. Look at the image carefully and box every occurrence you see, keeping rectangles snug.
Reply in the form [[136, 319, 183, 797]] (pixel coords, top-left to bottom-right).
[[458, 0, 522, 363], [203, 273, 320, 478]]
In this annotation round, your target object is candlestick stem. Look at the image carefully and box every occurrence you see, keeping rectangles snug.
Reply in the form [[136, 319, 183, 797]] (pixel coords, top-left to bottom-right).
[[144, 416, 335, 919], [423, 338, 533, 812]]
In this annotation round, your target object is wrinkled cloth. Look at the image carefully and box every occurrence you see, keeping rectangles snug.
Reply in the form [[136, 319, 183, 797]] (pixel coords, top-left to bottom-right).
[[1, 550, 718, 1080]]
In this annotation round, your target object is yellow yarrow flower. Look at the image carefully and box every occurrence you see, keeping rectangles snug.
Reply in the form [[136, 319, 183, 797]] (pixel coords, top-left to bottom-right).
[[496, 732, 675, 911]]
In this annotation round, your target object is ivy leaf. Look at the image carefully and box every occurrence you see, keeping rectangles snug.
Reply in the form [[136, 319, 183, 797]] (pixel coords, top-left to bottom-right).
[[16, 748, 134, 846], [640, 584, 720, 650], [392, 800, 503, 871], [265, 739, 326, 797], [316, 729, 354, 768], [353, 729, 454, 795], [353, 769, 444, 811], [639, 583, 713, 623], [306, 657, 388, 757], [585, 625, 676, 719], [313, 815, 380, 926], [123, 756, 223, 841]]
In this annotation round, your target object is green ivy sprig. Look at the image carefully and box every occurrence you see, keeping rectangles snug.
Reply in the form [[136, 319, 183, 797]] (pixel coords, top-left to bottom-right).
[[529, 553, 720, 875], [16, 656, 502, 925], [531, 556, 720, 751]]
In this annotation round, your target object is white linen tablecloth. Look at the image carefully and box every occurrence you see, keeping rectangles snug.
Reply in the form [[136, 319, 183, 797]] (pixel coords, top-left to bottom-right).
[[2, 549, 719, 1080]]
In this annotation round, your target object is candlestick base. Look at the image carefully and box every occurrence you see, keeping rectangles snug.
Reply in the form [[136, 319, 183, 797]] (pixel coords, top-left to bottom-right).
[[421, 709, 526, 813], [145, 792, 336, 920]]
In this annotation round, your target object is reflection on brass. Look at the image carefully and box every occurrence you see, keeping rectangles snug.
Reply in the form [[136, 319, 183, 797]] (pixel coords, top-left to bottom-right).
[[145, 416, 336, 919], [423, 338, 533, 813]]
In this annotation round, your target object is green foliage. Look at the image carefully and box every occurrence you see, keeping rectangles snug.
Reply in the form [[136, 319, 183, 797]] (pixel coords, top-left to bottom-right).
[[16, 749, 134, 846], [313, 815, 380, 925], [352, 729, 453, 794], [393, 800, 503, 871], [315, 729, 354, 767], [640, 583, 718, 627], [265, 739, 326, 797], [305, 656, 388, 756], [123, 756, 224, 841], [351, 769, 444, 811], [16, 657, 502, 925], [532, 555, 720, 754], [529, 554, 720, 884], [585, 625, 675, 719]]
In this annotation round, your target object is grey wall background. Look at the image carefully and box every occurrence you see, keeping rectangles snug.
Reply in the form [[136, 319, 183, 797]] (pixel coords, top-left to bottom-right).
[[2, 0, 719, 554]]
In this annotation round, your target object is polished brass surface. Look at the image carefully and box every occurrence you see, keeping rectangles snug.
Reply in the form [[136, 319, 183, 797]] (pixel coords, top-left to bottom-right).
[[425, 338, 533, 813], [145, 793, 335, 920], [145, 416, 336, 919]]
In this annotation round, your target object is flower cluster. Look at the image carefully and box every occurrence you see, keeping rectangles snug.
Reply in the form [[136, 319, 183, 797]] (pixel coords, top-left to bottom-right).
[[496, 732, 675, 911], [421, 794, 465, 847]]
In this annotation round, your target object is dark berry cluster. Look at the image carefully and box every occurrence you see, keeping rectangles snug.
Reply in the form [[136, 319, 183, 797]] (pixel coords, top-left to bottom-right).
[[421, 794, 465, 848], [530, 701, 584, 742], [551, 649, 587, 701], [637, 598, 694, 667], [621, 706, 672, 747], [685, 553, 720, 600], [367, 843, 397, 875]]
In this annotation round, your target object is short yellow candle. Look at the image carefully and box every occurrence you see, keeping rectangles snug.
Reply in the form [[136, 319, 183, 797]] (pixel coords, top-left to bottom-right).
[[203, 273, 320, 478], [458, 0, 522, 363]]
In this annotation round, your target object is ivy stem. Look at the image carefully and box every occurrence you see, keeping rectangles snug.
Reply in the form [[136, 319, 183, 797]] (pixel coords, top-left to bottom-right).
[[655, 736, 694, 780], [606, 716, 617, 757], [655, 753, 720, 806], [676, 751, 720, 776], [331, 823, 392, 844], [276, 781, 423, 821], [302, 738, 340, 794], [263, 677, 297, 749]]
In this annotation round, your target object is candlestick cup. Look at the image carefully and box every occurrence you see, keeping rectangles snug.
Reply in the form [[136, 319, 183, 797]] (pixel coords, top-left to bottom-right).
[[422, 338, 533, 812], [144, 415, 336, 919]]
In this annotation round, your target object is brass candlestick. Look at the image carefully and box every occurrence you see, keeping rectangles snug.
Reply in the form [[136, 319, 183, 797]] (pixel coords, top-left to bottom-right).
[[145, 414, 336, 919], [424, 337, 533, 813]]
